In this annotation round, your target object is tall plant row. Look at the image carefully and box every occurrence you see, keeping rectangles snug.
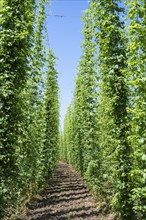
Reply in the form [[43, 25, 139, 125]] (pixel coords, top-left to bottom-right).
[[0, 0, 59, 218], [60, 1, 146, 219]]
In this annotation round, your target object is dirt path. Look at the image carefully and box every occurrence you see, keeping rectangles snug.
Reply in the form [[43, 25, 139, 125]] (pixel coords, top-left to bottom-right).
[[26, 162, 112, 220]]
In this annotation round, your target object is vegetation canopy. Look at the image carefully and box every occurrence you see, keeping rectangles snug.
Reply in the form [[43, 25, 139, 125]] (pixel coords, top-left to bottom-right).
[[0, 0, 145, 219]]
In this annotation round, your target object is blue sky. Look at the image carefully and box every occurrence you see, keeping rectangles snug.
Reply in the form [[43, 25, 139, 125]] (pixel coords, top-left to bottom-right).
[[45, 0, 89, 127]]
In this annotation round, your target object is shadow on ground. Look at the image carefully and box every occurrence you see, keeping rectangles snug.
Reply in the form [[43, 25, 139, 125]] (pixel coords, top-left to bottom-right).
[[26, 162, 103, 220]]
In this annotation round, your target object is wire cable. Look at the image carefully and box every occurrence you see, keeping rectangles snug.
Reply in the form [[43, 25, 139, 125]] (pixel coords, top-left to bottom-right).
[[52, 14, 81, 18]]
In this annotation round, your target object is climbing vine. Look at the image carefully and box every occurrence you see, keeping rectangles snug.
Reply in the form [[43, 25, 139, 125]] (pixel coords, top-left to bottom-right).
[[43, 49, 59, 177], [0, 0, 145, 219], [61, 9, 98, 177], [126, 0, 146, 218], [61, 1, 146, 219], [0, 0, 35, 216], [0, 0, 59, 218]]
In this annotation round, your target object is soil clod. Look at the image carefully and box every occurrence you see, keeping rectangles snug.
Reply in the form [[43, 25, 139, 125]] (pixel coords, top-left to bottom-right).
[[26, 162, 115, 220]]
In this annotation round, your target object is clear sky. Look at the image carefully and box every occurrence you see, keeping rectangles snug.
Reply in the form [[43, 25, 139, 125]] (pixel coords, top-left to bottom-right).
[[45, 0, 89, 127]]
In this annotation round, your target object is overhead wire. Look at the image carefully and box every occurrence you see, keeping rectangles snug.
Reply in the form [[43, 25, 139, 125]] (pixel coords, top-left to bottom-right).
[[49, 14, 81, 18], [51, 0, 88, 1], [44, 0, 89, 47]]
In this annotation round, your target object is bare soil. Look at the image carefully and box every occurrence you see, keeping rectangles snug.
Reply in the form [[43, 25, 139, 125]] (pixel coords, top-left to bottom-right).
[[24, 162, 116, 220]]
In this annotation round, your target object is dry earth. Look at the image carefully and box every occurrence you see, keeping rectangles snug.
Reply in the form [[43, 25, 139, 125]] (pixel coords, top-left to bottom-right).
[[20, 162, 116, 220]]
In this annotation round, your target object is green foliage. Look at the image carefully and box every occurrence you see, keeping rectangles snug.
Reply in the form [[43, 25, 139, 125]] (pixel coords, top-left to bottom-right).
[[0, 0, 59, 218], [43, 49, 59, 176], [0, 0, 35, 216], [60, 9, 99, 178], [91, 1, 134, 219], [61, 1, 146, 220], [1, 0, 145, 219], [125, 0, 146, 218]]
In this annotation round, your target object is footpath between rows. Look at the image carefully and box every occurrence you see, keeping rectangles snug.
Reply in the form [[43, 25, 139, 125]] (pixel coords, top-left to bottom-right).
[[21, 162, 115, 220]]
